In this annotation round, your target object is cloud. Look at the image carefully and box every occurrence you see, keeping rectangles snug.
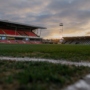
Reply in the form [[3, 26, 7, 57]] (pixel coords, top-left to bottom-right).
[[0, 0, 90, 38]]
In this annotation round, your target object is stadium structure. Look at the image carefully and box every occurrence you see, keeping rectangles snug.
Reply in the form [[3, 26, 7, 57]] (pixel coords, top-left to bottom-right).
[[0, 20, 46, 44], [62, 36, 90, 45]]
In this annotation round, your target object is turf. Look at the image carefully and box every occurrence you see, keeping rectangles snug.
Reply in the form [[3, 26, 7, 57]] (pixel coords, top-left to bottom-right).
[[0, 44, 90, 61], [0, 60, 89, 90]]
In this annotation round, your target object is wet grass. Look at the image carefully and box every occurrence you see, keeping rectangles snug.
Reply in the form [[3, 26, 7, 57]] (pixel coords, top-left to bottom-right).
[[0, 44, 90, 61], [0, 60, 89, 90]]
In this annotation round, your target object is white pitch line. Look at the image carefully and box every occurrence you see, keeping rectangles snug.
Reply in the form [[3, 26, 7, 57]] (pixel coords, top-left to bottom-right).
[[0, 56, 90, 67]]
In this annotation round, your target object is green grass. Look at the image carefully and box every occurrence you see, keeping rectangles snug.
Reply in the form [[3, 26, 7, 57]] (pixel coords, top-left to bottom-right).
[[0, 60, 89, 90], [0, 44, 90, 89], [0, 44, 90, 61]]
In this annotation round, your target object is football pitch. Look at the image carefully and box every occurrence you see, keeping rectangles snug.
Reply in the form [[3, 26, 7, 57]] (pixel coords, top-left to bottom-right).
[[0, 44, 90, 61], [0, 44, 90, 90]]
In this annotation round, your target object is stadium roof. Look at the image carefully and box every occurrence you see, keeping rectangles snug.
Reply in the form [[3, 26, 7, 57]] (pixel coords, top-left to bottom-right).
[[0, 20, 46, 30]]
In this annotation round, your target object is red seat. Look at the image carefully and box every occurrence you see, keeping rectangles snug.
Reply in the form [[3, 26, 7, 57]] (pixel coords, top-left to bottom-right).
[[0, 29, 4, 34], [9, 40, 17, 44], [4, 29, 19, 35], [0, 40, 10, 43], [16, 40, 25, 44], [25, 31, 37, 36], [18, 31, 27, 36]]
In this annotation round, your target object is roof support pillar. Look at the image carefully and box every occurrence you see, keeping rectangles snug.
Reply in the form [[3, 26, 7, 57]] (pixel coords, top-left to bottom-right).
[[40, 29, 41, 37], [37, 29, 38, 35]]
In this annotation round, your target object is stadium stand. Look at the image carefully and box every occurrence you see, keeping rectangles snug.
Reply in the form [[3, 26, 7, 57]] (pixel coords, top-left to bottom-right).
[[0, 20, 46, 44], [62, 36, 90, 45]]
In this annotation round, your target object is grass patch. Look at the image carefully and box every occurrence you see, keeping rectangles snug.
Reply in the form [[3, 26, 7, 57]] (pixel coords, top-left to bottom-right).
[[0, 44, 90, 61], [0, 60, 89, 90]]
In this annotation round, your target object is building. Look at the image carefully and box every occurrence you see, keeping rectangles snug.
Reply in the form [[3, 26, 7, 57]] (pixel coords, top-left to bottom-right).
[[0, 20, 46, 44]]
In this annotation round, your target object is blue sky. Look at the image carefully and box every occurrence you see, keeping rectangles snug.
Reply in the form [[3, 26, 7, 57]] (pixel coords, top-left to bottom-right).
[[0, 0, 90, 39]]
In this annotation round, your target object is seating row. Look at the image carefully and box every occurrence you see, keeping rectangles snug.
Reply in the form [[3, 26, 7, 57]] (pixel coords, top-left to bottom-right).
[[0, 29, 37, 36], [0, 40, 42, 44]]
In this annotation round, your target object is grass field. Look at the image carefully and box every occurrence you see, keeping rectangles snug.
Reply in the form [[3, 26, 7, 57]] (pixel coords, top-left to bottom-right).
[[0, 44, 90, 61], [0, 60, 89, 90], [0, 44, 90, 90]]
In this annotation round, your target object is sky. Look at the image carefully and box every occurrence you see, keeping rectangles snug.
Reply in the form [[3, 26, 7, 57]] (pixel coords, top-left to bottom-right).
[[0, 0, 90, 39]]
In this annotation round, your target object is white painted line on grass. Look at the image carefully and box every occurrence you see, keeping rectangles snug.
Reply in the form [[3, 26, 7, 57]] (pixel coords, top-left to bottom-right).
[[0, 56, 90, 67]]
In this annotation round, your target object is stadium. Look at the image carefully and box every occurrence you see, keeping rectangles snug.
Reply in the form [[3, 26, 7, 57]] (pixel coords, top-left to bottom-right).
[[0, 20, 46, 44], [0, 19, 90, 90], [0, 0, 90, 90]]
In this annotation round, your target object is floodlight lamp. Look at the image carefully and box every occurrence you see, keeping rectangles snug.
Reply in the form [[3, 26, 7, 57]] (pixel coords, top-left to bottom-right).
[[60, 23, 63, 26]]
